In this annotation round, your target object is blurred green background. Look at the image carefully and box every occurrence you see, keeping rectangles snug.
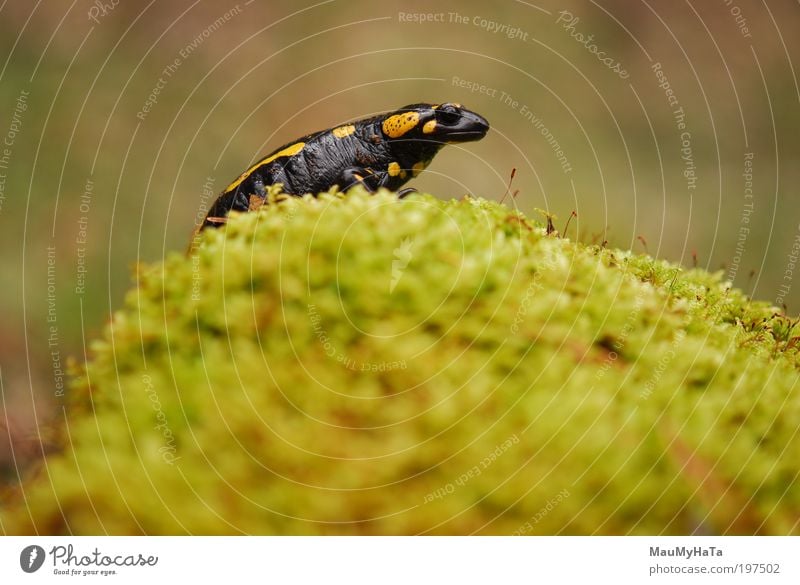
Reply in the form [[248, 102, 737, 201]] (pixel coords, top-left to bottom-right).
[[0, 0, 798, 471]]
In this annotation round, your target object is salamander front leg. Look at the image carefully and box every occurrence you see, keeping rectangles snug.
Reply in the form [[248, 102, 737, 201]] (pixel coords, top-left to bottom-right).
[[336, 167, 384, 193], [397, 187, 417, 198]]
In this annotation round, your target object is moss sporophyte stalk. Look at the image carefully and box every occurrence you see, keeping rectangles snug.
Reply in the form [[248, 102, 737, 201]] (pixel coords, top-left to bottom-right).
[[3, 190, 799, 535]]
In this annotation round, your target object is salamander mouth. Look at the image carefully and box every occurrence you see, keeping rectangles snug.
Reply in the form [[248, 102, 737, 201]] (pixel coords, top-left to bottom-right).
[[440, 110, 490, 142], [445, 128, 489, 141]]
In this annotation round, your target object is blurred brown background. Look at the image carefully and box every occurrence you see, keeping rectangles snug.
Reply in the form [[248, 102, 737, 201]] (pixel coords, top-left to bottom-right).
[[1, 0, 798, 476]]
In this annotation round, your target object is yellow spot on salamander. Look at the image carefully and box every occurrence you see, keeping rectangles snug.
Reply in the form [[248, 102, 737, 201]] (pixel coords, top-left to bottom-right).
[[332, 124, 355, 138], [423, 120, 437, 134], [382, 112, 420, 138], [388, 162, 401, 177], [412, 160, 428, 177], [224, 142, 306, 194], [248, 194, 264, 211]]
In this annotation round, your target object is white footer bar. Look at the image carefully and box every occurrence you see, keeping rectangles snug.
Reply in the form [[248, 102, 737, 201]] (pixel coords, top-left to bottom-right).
[[1, 536, 796, 584]]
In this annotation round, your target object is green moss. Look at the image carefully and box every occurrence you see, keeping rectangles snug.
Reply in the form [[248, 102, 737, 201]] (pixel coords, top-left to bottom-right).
[[3, 189, 799, 534]]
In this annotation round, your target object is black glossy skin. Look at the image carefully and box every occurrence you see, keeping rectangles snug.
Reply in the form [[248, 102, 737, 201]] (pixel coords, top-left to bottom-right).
[[201, 103, 489, 230]]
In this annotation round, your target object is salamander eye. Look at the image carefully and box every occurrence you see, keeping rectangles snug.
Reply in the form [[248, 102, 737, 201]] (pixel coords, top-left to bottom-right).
[[437, 105, 460, 125]]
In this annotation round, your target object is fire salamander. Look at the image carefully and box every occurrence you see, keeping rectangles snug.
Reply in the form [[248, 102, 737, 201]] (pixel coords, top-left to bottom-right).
[[200, 102, 489, 230]]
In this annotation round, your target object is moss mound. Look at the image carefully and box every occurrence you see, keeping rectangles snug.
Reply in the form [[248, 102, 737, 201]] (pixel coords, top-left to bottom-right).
[[3, 190, 799, 535]]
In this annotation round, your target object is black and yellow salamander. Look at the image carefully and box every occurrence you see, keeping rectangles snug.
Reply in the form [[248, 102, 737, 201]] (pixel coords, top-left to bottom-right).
[[200, 102, 489, 230]]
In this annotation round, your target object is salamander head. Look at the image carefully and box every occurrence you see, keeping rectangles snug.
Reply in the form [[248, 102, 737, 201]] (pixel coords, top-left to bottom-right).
[[380, 102, 490, 144]]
